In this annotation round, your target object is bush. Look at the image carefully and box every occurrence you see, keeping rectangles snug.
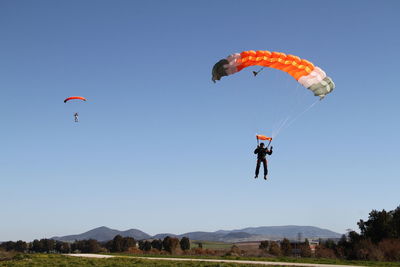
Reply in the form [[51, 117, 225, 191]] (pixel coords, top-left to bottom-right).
[[127, 247, 142, 254], [353, 239, 384, 261], [0, 249, 15, 261], [268, 241, 281, 256], [300, 243, 312, 257], [12, 253, 31, 261], [379, 239, 400, 261], [225, 245, 242, 257], [315, 245, 336, 259]]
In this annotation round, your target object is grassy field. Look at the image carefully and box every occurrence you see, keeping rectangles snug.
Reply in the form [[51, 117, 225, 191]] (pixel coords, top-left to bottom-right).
[[110, 253, 400, 267], [190, 240, 233, 249], [0, 254, 280, 267], [1, 254, 400, 267]]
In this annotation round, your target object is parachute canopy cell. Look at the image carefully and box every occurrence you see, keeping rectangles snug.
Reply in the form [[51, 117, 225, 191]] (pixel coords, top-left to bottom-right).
[[64, 96, 87, 103], [212, 50, 335, 99], [256, 135, 272, 141]]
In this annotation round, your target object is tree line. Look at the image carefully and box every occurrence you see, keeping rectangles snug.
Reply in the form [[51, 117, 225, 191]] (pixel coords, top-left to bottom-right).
[[316, 205, 400, 261], [257, 205, 400, 261], [258, 238, 312, 257], [0, 235, 190, 254], [1, 206, 399, 261]]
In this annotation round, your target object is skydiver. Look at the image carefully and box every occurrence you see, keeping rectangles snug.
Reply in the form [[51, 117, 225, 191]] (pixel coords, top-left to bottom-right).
[[74, 112, 79, 122], [254, 143, 273, 180]]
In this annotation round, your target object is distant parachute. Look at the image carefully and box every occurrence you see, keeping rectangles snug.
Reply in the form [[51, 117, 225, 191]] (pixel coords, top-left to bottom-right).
[[64, 96, 87, 103], [64, 96, 87, 122], [212, 50, 335, 99]]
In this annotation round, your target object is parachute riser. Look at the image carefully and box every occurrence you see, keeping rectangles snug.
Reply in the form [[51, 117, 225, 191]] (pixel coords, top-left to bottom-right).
[[267, 139, 272, 149]]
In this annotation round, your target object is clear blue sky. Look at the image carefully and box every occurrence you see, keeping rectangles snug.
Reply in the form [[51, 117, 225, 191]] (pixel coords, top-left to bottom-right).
[[1, 0, 399, 241]]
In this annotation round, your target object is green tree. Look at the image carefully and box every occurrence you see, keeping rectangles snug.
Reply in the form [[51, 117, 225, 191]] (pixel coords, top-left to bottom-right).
[[358, 209, 393, 243], [151, 239, 162, 250], [143, 241, 152, 251], [39, 239, 55, 252], [14, 241, 27, 252], [259, 240, 269, 250], [138, 240, 145, 250], [86, 239, 101, 253], [337, 234, 350, 258], [268, 241, 281, 256], [111, 235, 123, 252], [171, 238, 179, 252], [300, 239, 312, 257], [179, 237, 190, 251], [281, 238, 292, 256], [0, 241, 15, 251], [122, 237, 136, 251], [162, 236, 179, 253], [390, 206, 400, 238], [323, 239, 337, 250], [162, 236, 171, 252], [55, 241, 71, 253], [31, 239, 43, 252]]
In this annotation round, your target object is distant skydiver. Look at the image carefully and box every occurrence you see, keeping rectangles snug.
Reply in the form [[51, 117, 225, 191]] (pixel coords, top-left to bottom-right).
[[254, 143, 273, 180], [63, 97, 86, 123]]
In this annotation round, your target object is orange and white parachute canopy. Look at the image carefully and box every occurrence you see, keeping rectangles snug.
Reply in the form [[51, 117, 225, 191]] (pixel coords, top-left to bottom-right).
[[212, 50, 335, 99], [64, 96, 87, 103]]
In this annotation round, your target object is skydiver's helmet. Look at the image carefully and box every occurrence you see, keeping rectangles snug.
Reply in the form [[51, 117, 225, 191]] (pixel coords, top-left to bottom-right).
[[260, 143, 265, 147]]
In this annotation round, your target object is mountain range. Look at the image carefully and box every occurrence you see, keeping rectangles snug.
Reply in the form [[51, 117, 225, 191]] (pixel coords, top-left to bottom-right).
[[51, 226, 342, 243]]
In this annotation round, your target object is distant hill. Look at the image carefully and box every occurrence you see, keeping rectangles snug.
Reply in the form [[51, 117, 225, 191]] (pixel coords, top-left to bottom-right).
[[175, 226, 340, 242], [51, 225, 341, 243], [51, 226, 150, 242], [152, 233, 179, 240], [230, 225, 342, 240]]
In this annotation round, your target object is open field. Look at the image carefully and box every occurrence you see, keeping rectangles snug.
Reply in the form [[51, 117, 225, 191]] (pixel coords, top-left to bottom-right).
[[3, 253, 400, 267], [103, 253, 400, 267], [191, 240, 233, 249], [0, 254, 286, 267], [100, 252, 400, 267]]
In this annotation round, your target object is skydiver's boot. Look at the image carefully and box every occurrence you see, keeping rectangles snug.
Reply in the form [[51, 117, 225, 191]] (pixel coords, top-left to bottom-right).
[[254, 175, 258, 179], [264, 175, 268, 180]]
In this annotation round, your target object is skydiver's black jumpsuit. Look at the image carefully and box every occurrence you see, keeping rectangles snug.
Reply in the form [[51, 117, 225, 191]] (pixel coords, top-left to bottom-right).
[[254, 146, 273, 177]]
